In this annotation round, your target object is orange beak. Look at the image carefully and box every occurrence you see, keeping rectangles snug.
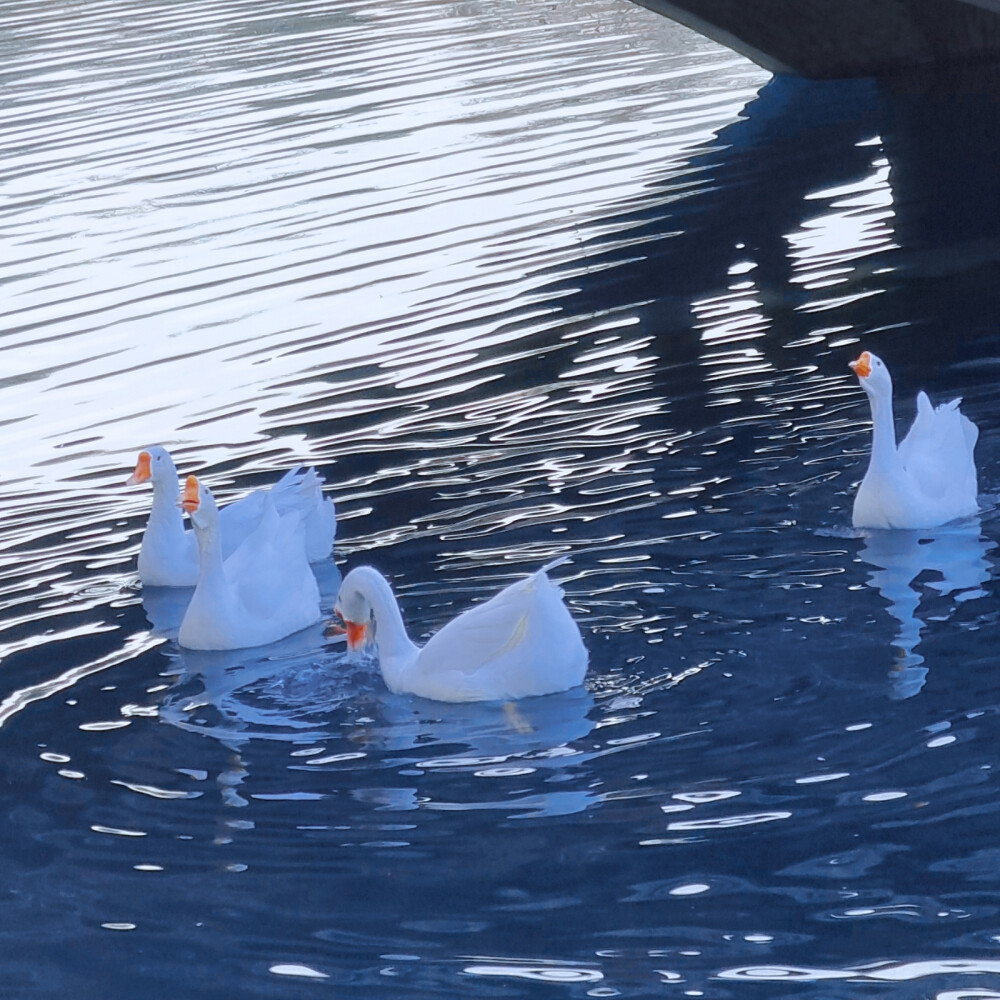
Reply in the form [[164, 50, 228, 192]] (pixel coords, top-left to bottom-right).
[[126, 451, 152, 486], [344, 619, 368, 650], [181, 475, 200, 514], [849, 351, 872, 378]]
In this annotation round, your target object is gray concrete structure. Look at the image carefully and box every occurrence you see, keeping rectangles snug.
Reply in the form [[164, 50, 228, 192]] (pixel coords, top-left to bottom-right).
[[631, 0, 1000, 77]]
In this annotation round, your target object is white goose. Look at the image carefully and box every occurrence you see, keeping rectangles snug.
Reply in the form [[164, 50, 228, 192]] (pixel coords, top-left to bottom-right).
[[333, 559, 588, 702], [127, 446, 336, 587], [178, 476, 322, 650], [850, 350, 979, 529]]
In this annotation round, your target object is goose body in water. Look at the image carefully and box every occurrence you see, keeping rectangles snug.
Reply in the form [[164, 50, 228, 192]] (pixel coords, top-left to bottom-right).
[[178, 476, 321, 650], [850, 350, 978, 530], [128, 446, 336, 587], [333, 559, 588, 702]]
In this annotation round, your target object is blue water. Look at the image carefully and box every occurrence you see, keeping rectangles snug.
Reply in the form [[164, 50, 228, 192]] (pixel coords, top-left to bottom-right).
[[4, 0, 1000, 996]]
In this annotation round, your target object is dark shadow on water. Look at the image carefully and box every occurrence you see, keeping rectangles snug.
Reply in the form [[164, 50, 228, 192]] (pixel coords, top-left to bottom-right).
[[537, 69, 1000, 422]]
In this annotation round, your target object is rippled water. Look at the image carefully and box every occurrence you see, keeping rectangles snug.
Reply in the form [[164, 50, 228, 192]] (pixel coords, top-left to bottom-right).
[[5, 0, 1000, 996]]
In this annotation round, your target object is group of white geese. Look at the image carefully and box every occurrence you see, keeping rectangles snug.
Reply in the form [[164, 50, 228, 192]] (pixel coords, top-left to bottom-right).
[[127, 351, 980, 704]]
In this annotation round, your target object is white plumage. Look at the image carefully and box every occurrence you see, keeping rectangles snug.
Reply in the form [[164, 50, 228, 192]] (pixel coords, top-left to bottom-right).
[[334, 559, 588, 702], [128, 446, 336, 587], [850, 350, 978, 530], [177, 476, 322, 650]]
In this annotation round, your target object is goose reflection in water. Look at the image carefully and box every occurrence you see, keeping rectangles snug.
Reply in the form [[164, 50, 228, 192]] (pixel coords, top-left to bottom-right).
[[859, 520, 993, 699], [158, 636, 596, 753], [140, 584, 194, 638], [152, 613, 598, 818]]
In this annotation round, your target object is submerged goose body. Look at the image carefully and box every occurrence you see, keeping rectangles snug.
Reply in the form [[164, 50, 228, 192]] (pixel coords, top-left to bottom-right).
[[128, 446, 336, 587], [178, 476, 321, 650], [334, 559, 588, 702], [851, 351, 978, 530]]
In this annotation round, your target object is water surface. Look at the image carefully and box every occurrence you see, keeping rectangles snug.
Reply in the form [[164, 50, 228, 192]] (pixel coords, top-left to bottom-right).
[[4, 0, 1000, 996]]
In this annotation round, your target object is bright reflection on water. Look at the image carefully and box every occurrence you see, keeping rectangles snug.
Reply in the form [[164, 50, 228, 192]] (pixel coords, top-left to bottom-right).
[[4, 0, 1000, 995]]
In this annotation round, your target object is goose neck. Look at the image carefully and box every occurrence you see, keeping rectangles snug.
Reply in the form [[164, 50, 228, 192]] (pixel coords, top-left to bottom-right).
[[358, 570, 419, 675], [867, 384, 899, 472], [192, 519, 225, 589], [148, 473, 184, 533]]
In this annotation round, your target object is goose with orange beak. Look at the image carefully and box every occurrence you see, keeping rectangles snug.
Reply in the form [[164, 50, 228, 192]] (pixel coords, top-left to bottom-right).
[[331, 558, 588, 702], [177, 476, 322, 650], [127, 445, 336, 587], [128, 446, 197, 587], [849, 350, 978, 529]]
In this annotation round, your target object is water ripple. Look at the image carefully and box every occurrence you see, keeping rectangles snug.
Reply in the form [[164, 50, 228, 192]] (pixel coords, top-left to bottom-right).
[[4, 0, 1000, 994]]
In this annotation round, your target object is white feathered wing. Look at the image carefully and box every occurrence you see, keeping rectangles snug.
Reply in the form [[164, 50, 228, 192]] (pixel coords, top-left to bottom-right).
[[403, 563, 588, 702]]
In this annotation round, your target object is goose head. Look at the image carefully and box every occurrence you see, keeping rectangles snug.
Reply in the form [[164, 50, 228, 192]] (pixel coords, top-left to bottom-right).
[[849, 350, 892, 398], [181, 475, 220, 533], [127, 445, 179, 489], [333, 569, 377, 650]]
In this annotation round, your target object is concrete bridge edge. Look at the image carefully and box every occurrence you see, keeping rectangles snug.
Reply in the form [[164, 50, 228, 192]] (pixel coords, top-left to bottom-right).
[[630, 0, 1000, 79]]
